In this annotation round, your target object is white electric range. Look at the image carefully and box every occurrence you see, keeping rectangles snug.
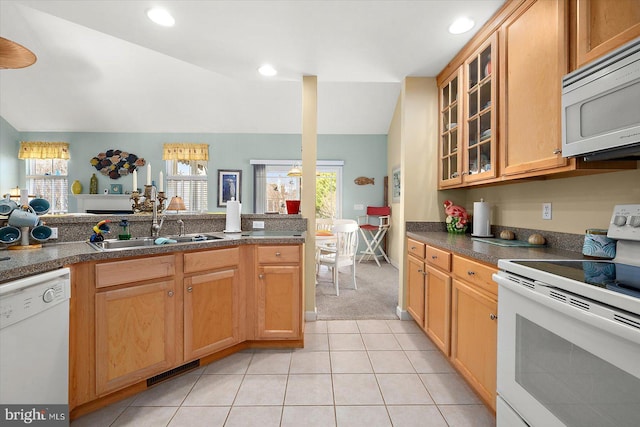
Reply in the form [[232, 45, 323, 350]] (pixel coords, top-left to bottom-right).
[[493, 204, 640, 427]]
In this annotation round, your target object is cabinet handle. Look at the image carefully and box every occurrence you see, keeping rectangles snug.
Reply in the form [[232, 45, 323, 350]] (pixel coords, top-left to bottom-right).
[[168, 290, 174, 297], [490, 313, 498, 320], [417, 269, 423, 273], [275, 252, 281, 257], [461, 171, 468, 176], [467, 270, 475, 276], [553, 149, 561, 155], [187, 287, 193, 293], [431, 255, 438, 260], [411, 246, 416, 250], [259, 274, 264, 279]]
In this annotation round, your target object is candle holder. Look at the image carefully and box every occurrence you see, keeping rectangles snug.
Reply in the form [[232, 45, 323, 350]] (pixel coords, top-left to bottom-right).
[[130, 185, 166, 214]]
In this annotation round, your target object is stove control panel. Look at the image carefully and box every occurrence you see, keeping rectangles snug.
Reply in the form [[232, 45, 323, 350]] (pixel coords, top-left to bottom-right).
[[608, 204, 640, 240]]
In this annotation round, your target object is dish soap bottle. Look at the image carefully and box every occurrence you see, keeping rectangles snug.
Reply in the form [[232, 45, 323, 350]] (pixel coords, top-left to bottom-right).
[[90, 173, 98, 194], [118, 219, 131, 240]]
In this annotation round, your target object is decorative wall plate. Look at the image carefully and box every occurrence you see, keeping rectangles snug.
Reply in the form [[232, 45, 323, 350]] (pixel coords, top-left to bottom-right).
[[90, 149, 145, 179]]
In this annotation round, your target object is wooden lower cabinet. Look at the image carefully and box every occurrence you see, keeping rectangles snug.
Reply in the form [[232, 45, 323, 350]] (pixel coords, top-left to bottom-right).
[[184, 268, 240, 360], [406, 254, 426, 328], [451, 278, 498, 411], [424, 265, 451, 355], [95, 280, 176, 395], [256, 264, 301, 339], [71, 243, 302, 419]]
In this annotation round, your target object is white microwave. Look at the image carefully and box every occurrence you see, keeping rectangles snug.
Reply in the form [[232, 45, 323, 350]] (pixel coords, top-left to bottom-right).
[[562, 37, 640, 161]]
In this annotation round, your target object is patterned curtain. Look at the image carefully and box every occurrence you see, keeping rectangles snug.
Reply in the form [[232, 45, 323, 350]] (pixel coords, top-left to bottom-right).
[[162, 143, 209, 161], [18, 141, 70, 159]]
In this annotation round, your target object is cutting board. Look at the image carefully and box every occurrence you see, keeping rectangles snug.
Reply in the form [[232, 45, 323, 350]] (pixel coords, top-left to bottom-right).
[[471, 237, 546, 247]]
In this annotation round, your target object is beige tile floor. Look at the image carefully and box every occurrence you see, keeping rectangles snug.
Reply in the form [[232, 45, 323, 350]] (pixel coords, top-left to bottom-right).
[[71, 320, 496, 427]]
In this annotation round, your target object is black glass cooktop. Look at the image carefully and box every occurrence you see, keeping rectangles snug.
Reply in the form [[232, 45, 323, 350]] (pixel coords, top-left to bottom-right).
[[513, 260, 640, 298]]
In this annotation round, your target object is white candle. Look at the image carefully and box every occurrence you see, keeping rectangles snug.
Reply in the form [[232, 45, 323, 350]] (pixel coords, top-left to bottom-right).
[[146, 163, 151, 185], [132, 170, 137, 191], [158, 171, 164, 192]]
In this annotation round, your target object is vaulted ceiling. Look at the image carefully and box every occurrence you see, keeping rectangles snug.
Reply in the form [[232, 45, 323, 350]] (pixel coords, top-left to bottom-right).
[[0, 1, 504, 134]]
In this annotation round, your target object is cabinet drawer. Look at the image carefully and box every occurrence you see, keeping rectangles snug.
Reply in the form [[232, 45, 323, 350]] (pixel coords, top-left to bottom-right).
[[452, 255, 497, 296], [407, 238, 426, 259], [257, 245, 300, 264], [96, 255, 175, 288], [184, 247, 240, 274], [426, 245, 451, 272]]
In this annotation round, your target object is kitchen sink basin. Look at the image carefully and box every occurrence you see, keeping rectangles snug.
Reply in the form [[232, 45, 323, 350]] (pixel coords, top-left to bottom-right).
[[88, 234, 223, 251]]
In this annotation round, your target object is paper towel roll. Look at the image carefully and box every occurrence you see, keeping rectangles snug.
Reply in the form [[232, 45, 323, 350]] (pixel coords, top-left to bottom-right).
[[224, 200, 241, 233], [472, 200, 492, 237]]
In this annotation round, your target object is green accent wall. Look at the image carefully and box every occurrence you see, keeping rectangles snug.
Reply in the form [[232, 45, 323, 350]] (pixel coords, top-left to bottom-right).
[[9, 122, 387, 216]]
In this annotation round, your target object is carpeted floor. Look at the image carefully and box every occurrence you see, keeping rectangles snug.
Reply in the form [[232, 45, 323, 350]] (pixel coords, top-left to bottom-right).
[[315, 260, 399, 320]]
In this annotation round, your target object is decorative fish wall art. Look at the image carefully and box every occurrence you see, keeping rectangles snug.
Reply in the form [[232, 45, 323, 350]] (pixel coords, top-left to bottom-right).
[[354, 177, 375, 185]]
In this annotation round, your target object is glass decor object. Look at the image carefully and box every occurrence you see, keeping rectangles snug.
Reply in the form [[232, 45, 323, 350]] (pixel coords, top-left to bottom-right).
[[444, 200, 469, 234]]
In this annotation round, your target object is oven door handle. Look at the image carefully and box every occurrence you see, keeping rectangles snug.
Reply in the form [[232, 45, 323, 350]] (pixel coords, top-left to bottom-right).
[[496, 274, 640, 344]]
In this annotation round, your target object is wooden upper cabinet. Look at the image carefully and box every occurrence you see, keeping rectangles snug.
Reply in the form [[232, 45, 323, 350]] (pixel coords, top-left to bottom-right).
[[576, 0, 640, 68], [438, 67, 463, 188], [499, 0, 570, 177], [463, 34, 498, 184]]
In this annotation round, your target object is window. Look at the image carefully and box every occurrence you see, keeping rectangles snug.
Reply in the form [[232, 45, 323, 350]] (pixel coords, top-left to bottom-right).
[[252, 160, 343, 217], [165, 159, 208, 212], [26, 159, 68, 213]]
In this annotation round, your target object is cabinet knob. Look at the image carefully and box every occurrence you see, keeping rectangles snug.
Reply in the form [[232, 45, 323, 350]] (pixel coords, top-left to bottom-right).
[[467, 270, 475, 276], [490, 313, 498, 320], [275, 252, 281, 257], [431, 255, 438, 259], [259, 274, 264, 279], [187, 287, 193, 293], [411, 246, 416, 250], [553, 149, 562, 155], [417, 269, 423, 273], [422, 271, 427, 277], [168, 290, 174, 297]]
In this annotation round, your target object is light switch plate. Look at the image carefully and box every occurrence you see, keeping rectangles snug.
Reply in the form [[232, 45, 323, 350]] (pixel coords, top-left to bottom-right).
[[50, 227, 58, 239], [253, 221, 265, 229], [354, 204, 364, 210]]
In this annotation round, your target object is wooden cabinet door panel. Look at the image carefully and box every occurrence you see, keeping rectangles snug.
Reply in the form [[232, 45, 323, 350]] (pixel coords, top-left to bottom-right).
[[95, 280, 176, 395], [425, 266, 451, 355], [407, 255, 426, 328], [499, 0, 569, 176], [576, 0, 640, 67], [451, 279, 497, 410], [257, 265, 301, 339], [184, 268, 240, 360]]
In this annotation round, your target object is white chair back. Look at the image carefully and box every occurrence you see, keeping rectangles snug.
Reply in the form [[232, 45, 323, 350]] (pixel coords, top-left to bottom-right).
[[316, 218, 333, 231], [332, 222, 359, 262]]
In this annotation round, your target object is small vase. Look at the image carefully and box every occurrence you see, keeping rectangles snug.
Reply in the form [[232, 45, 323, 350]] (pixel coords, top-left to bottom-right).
[[71, 180, 82, 195], [90, 173, 98, 194]]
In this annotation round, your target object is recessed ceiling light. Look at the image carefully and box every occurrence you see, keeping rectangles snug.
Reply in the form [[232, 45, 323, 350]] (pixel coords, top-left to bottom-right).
[[258, 64, 277, 77], [147, 8, 175, 27], [448, 17, 475, 34]]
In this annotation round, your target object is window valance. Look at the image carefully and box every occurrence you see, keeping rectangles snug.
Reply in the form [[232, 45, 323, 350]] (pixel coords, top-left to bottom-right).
[[162, 143, 209, 161], [18, 141, 70, 160]]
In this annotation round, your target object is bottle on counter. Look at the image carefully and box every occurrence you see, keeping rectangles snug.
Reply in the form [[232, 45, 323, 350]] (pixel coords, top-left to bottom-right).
[[118, 219, 131, 240]]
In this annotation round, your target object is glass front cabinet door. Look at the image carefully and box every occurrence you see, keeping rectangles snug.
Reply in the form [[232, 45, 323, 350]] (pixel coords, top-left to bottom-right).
[[439, 67, 463, 187], [463, 35, 497, 184]]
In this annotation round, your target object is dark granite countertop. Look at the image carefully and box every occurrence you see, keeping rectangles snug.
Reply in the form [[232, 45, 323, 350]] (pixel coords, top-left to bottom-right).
[[0, 232, 306, 284], [407, 231, 584, 266]]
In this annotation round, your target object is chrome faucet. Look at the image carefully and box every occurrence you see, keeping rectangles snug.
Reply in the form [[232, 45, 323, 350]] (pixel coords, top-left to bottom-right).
[[176, 218, 185, 236]]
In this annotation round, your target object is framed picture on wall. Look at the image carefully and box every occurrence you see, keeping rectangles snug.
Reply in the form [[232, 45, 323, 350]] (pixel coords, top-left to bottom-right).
[[218, 169, 241, 207], [392, 166, 401, 203]]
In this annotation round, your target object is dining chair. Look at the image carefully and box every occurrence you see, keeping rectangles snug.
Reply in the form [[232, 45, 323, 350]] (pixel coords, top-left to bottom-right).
[[316, 218, 334, 232], [316, 222, 359, 296]]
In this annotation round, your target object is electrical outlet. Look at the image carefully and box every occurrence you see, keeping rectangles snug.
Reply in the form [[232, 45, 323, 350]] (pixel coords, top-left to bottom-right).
[[542, 203, 552, 220], [50, 227, 58, 239], [253, 221, 265, 229], [354, 204, 364, 210]]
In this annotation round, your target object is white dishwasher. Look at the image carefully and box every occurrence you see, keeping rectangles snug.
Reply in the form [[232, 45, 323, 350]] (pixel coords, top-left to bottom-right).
[[0, 268, 71, 405]]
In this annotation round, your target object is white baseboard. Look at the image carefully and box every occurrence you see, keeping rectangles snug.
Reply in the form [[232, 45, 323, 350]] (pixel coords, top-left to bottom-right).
[[305, 308, 318, 322], [396, 306, 412, 320]]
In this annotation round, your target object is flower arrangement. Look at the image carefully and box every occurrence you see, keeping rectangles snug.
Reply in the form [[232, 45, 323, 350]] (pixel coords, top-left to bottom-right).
[[90, 149, 145, 179], [444, 200, 469, 234]]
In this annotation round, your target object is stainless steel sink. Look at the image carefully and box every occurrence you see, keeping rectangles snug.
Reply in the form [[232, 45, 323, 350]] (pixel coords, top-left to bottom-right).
[[88, 234, 223, 251]]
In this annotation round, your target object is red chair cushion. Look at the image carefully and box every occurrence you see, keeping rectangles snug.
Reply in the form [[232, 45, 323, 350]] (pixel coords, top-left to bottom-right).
[[360, 224, 379, 231], [367, 206, 391, 215]]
